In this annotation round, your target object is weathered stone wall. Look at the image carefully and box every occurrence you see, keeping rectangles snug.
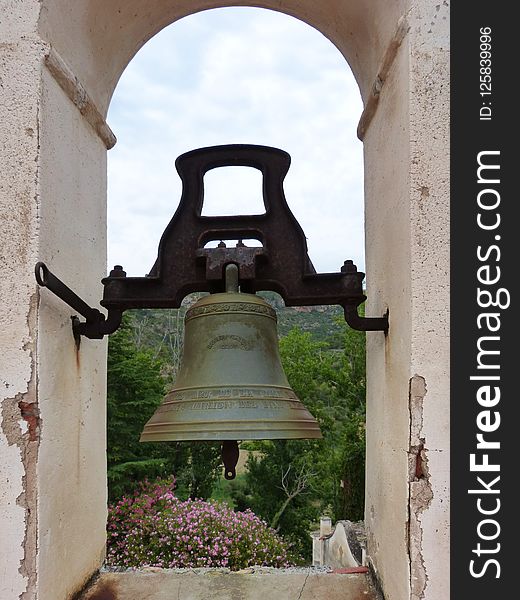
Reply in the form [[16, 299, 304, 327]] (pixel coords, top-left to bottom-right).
[[36, 64, 109, 599], [364, 2, 449, 599], [407, 3, 449, 598], [363, 14, 413, 596], [1, 2, 46, 598], [1, 2, 109, 598]]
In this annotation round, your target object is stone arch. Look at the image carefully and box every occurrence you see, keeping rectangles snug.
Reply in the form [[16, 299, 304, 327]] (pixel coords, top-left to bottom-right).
[[0, 1, 449, 599], [38, 0, 404, 115]]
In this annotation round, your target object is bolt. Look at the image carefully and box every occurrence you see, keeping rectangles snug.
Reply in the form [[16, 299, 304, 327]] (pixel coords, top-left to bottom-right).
[[109, 265, 127, 278], [341, 260, 357, 274]]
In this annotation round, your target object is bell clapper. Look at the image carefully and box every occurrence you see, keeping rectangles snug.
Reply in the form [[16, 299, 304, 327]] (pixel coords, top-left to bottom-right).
[[222, 440, 240, 480], [220, 267, 241, 479]]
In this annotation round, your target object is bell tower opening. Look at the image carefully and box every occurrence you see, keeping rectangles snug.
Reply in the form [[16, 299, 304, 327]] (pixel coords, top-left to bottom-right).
[[1, 0, 450, 595], [105, 6, 367, 570]]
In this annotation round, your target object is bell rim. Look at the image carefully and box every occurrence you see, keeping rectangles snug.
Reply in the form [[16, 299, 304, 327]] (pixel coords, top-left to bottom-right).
[[140, 429, 323, 442], [140, 415, 323, 442], [140, 434, 323, 441]]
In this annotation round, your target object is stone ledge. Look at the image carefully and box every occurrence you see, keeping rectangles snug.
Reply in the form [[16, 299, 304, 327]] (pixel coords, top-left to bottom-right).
[[79, 567, 378, 600]]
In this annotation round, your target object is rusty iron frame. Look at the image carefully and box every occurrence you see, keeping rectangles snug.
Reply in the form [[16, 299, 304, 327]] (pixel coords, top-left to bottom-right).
[[35, 144, 388, 339]]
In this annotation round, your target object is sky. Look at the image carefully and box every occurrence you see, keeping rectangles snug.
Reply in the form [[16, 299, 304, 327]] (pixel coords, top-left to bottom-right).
[[107, 7, 364, 279]]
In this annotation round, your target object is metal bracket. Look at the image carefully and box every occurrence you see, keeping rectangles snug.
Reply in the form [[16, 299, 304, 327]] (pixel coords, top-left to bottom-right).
[[34, 144, 388, 338], [35, 262, 122, 340]]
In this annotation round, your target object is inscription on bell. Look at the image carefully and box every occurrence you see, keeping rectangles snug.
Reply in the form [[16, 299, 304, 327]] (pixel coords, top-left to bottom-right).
[[191, 400, 236, 410], [175, 398, 285, 411], [175, 388, 295, 400], [207, 334, 252, 350]]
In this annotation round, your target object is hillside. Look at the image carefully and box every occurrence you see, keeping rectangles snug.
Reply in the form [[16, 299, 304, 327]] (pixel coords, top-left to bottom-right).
[[128, 291, 347, 370]]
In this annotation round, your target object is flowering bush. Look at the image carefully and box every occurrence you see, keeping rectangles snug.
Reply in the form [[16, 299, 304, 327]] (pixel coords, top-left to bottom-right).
[[106, 477, 293, 570]]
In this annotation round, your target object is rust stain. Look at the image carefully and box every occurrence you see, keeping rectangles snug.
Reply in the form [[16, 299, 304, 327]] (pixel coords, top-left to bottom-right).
[[331, 567, 369, 574], [414, 441, 426, 479], [18, 400, 40, 442], [80, 580, 117, 600]]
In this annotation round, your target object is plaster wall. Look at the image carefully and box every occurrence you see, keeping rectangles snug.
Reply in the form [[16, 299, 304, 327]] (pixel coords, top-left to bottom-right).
[[36, 66, 108, 600], [1, 3, 109, 598], [364, 20, 412, 600], [37, 0, 407, 114], [407, 3, 450, 599], [365, 2, 449, 599], [0, 2, 45, 597]]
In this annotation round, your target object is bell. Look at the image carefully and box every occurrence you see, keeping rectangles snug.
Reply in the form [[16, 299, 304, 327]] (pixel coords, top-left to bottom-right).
[[140, 264, 322, 479]]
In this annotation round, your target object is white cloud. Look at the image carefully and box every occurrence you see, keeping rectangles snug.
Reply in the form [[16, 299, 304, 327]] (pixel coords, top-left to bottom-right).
[[107, 7, 365, 279]]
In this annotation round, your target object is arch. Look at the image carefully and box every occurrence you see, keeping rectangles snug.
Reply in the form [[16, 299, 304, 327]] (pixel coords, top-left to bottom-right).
[[38, 0, 406, 114]]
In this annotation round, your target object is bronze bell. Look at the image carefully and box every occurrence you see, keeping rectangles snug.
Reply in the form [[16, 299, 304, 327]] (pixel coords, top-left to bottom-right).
[[140, 264, 322, 478]]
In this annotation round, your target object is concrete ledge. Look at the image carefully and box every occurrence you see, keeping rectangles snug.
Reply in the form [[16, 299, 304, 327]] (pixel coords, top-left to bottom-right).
[[79, 568, 378, 600]]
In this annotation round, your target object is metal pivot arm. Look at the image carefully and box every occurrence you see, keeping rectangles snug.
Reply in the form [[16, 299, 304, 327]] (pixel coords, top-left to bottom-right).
[[344, 305, 389, 333], [338, 260, 389, 333], [35, 262, 122, 340]]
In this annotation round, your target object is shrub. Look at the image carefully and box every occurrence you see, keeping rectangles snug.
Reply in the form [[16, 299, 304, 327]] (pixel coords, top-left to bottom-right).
[[106, 476, 294, 570]]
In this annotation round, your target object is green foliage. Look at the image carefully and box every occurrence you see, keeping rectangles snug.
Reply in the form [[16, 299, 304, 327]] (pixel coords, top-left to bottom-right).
[[243, 439, 320, 559], [210, 473, 249, 510], [174, 441, 222, 501], [234, 323, 366, 558], [107, 313, 221, 501], [336, 412, 366, 520]]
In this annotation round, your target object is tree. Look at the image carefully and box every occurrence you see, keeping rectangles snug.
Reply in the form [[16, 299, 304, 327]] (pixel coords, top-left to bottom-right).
[[245, 439, 321, 559], [239, 324, 367, 559], [329, 317, 367, 521], [106, 312, 221, 500]]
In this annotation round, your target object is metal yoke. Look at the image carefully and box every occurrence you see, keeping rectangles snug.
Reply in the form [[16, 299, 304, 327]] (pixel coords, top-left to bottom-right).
[[35, 144, 388, 339]]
